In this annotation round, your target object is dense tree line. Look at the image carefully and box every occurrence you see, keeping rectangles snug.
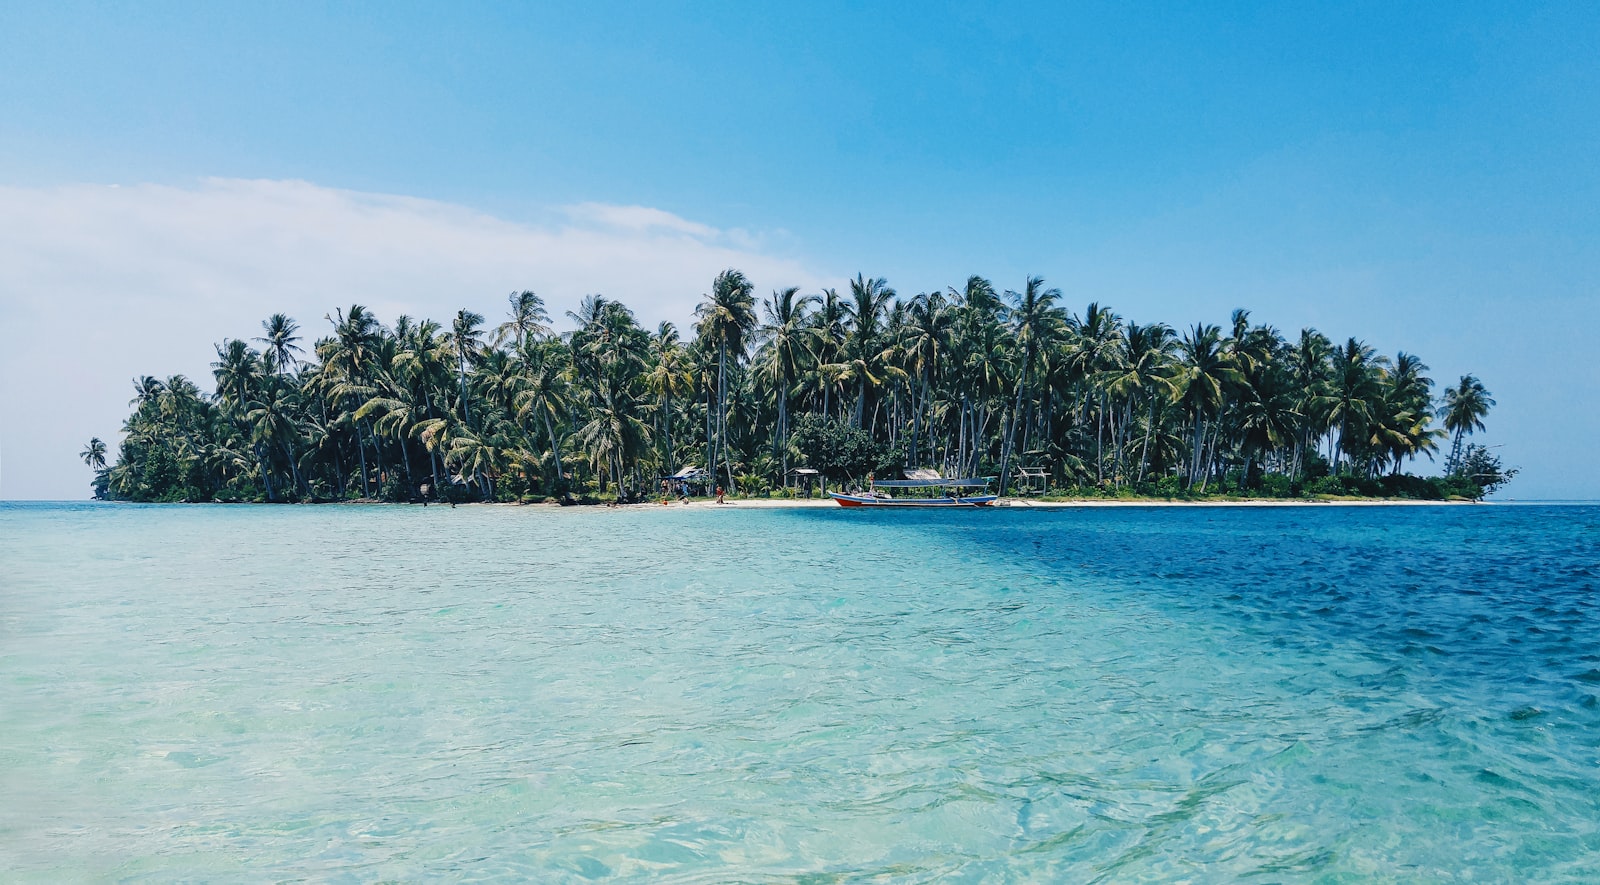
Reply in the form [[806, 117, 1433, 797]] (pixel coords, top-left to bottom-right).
[[84, 270, 1512, 503]]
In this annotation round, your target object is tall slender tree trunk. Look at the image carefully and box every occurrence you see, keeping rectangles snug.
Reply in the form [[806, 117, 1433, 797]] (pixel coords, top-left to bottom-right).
[[1188, 412, 1204, 489], [663, 393, 674, 470], [355, 419, 370, 496], [1137, 396, 1157, 488], [364, 419, 386, 492], [716, 344, 731, 489], [284, 440, 303, 497], [398, 433, 414, 485], [957, 396, 968, 474], [776, 391, 788, 474], [458, 350, 473, 429], [973, 404, 992, 477], [999, 356, 1029, 495], [535, 411, 561, 492], [1095, 394, 1105, 483], [910, 369, 927, 464], [255, 443, 275, 502], [704, 386, 714, 474]]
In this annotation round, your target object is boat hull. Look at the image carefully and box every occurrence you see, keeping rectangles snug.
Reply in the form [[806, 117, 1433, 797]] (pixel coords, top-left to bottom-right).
[[828, 492, 997, 508]]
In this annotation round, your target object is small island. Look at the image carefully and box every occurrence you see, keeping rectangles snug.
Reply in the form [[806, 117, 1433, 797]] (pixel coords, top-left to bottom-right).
[[82, 271, 1512, 505]]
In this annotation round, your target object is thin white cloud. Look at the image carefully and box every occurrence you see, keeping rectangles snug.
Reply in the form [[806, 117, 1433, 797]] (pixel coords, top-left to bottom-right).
[[562, 202, 721, 240], [0, 178, 829, 499]]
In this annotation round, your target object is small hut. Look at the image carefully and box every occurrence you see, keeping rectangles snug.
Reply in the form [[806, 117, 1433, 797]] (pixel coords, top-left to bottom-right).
[[662, 465, 710, 497], [1013, 465, 1049, 496], [787, 467, 821, 497]]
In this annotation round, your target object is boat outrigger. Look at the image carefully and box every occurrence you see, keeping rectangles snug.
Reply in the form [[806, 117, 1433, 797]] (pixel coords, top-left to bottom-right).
[[828, 471, 998, 507]]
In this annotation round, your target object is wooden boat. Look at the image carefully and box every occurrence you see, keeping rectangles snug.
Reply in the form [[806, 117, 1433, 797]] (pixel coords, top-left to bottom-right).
[[828, 473, 997, 508]]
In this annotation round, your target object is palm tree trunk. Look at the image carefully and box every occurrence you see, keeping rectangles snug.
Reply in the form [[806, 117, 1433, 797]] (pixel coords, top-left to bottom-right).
[[1095, 394, 1105, 483], [957, 395, 968, 474], [458, 352, 473, 429], [663, 393, 674, 469], [776, 391, 788, 474], [397, 433, 414, 485], [284, 440, 303, 497], [999, 358, 1029, 495], [910, 369, 927, 464], [716, 343, 729, 488], [1137, 395, 1157, 488], [255, 443, 275, 502], [542, 411, 564, 493], [355, 421, 370, 496], [704, 386, 714, 474], [1188, 413, 1204, 489], [364, 419, 386, 491]]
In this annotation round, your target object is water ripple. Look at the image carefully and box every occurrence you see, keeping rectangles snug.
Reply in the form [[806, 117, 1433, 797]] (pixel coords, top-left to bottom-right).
[[3, 502, 1600, 880]]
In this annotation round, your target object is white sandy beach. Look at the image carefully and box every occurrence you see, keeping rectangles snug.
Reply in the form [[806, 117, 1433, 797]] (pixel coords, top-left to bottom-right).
[[636, 496, 1469, 509]]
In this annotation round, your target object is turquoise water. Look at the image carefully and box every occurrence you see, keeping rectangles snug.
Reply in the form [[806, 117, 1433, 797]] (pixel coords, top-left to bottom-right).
[[3, 502, 1599, 881]]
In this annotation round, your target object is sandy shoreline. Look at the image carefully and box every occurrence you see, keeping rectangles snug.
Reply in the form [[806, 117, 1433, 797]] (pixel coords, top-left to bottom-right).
[[486, 496, 1474, 509]]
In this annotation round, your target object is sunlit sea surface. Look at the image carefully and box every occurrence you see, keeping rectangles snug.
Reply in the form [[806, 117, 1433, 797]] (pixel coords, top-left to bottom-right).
[[3, 501, 1599, 882]]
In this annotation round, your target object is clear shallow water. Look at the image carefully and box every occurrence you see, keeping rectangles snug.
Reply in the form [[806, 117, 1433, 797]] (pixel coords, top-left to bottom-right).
[[2, 502, 1598, 882]]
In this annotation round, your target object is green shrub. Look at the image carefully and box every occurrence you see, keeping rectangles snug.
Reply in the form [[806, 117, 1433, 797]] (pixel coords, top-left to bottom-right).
[[1306, 476, 1345, 496], [1259, 473, 1295, 498], [1376, 474, 1442, 500], [1153, 475, 1185, 498]]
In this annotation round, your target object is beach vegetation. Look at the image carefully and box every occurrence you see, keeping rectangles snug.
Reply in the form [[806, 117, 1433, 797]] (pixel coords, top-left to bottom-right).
[[89, 272, 1509, 503]]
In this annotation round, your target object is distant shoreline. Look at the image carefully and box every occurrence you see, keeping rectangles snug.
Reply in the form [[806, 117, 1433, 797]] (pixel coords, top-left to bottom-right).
[[411, 496, 1478, 509], [25, 496, 1494, 508]]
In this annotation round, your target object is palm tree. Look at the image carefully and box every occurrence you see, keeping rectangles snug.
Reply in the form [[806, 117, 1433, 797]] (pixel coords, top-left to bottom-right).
[[1068, 302, 1126, 482], [254, 314, 302, 375], [1288, 329, 1333, 478], [836, 274, 898, 428], [323, 305, 385, 496], [211, 339, 261, 415], [1101, 322, 1178, 486], [91, 284, 1508, 503], [807, 288, 848, 420], [130, 375, 165, 411], [1175, 324, 1245, 489], [755, 288, 816, 474], [1442, 375, 1494, 473], [247, 383, 304, 497], [575, 400, 652, 494], [645, 323, 692, 470], [1381, 352, 1438, 474], [947, 276, 1004, 476], [446, 429, 510, 498], [449, 309, 486, 427], [1366, 382, 1441, 476], [1315, 338, 1386, 475], [493, 290, 551, 348], [903, 290, 953, 466], [513, 337, 574, 493], [81, 437, 107, 470], [1234, 361, 1298, 487], [998, 277, 1064, 494], [694, 269, 756, 489]]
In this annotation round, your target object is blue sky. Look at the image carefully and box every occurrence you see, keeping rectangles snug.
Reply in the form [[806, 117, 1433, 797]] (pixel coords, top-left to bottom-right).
[[1, 2, 1596, 498]]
